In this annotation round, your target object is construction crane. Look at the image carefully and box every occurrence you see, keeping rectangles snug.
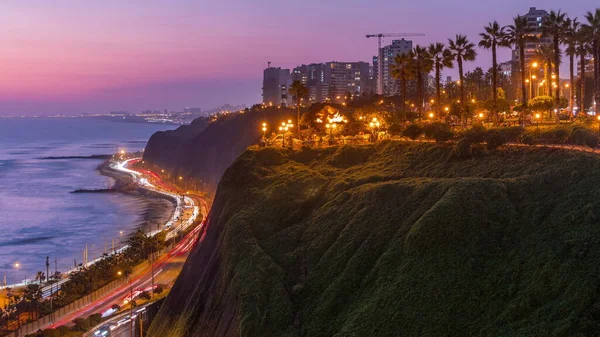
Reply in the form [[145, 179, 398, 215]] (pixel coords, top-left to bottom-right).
[[366, 33, 425, 95], [365, 33, 425, 50]]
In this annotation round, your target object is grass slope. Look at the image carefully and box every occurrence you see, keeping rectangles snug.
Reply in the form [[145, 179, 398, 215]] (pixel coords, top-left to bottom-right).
[[150, 141, 600, 337]]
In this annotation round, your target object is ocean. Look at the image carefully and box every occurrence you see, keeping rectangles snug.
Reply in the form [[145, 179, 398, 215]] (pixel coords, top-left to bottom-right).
[[0, 118, 177, 284]]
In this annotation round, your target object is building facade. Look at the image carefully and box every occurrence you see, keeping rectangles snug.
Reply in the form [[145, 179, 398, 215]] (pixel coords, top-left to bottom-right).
[[376, 39, 413, 95], [324, 61, 371, 101], [511, 7, 551, 67], [262, 67, 290, 106]]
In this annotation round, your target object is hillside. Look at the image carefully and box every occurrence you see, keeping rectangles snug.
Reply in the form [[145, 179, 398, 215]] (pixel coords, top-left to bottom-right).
[[143, 108, 290, 192], [148, 141, 600, 337]]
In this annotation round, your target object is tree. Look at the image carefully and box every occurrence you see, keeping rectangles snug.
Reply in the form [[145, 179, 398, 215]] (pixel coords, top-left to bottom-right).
[[409, 46, 433, 115], [530, 95, 555, 113], [448, 34, 477, 125], [507, 15, 533, 108], [288, 80, 308, 134], [391, 52, 416, 118], [35, 271, 45, 285], [428, 42, 453, 115], [565, 18, 580, 114], [542, 10, 567, 116], [535, 45, 556, 98], [577, 26, 591, 114], [584, 9, 600, 114], [479, 21, 510, 123]]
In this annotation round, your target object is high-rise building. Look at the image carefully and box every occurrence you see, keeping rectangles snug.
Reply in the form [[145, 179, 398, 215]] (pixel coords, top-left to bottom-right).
[[262, 66, 290, 106], [511, 7, 551, 67], [375, 39, 413, 95], [499, 61, 513, 77], [324, 61, 371, 100]]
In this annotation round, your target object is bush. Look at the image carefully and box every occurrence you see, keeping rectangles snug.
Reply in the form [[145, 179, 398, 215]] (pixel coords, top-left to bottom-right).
[[56, 326, 70, 335], [449, 138, 473, 159], [402, 123, 424, 140], [569, 126, 599, 148], [538, 126, 570, 144], [388, 123, 403, 136], [73, 317, 90, 331], [462, 125, 487, 143], [529, 95, 555, 112], [139, 290, 151, 301], [485, 130, 507, 150], [423, 122, 454, 142], [42, 328, 60, 337], [88, 313, 102, 326]]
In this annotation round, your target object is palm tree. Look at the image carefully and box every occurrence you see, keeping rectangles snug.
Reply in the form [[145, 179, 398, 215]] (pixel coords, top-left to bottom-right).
[[428, 42, 453, 115], [584, 9, 600, 114], [479, 21, 510, 122], [577, 26, 591, 114], [506, 15, 533, 108], [535, 45, 555, 97], [288, 80, 308, 134], [391, 52, 416, 118], [35, 271, 45, 285], [409, 45, 434, 115], [564, 18, 580, 114], [542, 10, 567, 109], [448, 34, 477, 125]]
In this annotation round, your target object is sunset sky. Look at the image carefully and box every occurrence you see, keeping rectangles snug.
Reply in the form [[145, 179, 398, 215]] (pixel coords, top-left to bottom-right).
[[0, 0, 596, 115]]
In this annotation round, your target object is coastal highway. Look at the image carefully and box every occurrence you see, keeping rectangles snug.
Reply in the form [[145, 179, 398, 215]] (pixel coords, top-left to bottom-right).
[[46, 157, 208, 331]]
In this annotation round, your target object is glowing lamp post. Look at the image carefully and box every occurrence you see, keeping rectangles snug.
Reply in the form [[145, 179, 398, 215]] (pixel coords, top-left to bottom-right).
[[279, 120, 293, 147], [325, 123, 337, 141], [535, 113, 541, 131], [369, 118, 381, 141], [261, 122, 267, 139]]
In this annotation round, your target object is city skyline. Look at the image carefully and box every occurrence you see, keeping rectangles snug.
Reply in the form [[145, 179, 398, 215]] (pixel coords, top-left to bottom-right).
[[0, 0, 596, 115]]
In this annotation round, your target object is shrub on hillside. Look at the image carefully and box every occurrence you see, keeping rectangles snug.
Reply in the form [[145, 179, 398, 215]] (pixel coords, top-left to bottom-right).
[[388, 123, 403, 136], [529, 95, 554, 112], [73, 317, 90, 331], [423, 122, 454, 142], [88, 313, 102, 326], [42, 328, 60, 337], [485, 130, 507, 150], [462, 125, 487, 143], [569, 126, 599, 148], [56, 326, 70, 335], [402, 123, 424, 140], [449, 138, 473, 159]]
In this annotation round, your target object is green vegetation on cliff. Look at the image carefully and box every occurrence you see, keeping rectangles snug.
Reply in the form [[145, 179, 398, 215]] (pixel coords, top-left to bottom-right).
[[150, 142, 600, 337]]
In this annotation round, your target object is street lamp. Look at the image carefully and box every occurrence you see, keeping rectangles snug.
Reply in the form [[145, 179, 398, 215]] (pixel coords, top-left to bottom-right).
[[529, 62, 539, 100], [535, 113, 541, 132], [261, 122, 267, 139], [369, 118, 381, 141], [279, 120, 293, 147], [428, 112, 434, 119]]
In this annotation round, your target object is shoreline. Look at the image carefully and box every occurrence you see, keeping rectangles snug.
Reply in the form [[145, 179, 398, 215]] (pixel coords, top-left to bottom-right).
[[97, 160, 176, 235]]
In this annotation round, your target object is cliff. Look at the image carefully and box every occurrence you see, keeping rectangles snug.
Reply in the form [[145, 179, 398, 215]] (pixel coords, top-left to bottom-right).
[[143, 108, 289, 193], [148, 142, 600, 337]]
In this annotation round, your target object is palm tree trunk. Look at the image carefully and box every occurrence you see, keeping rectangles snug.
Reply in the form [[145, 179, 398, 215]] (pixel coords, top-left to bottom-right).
[[458, 58, 465, 126], [547, 63, 552, 98], [492, 42, 498, 123], [401, 78, 407, 120], [595, 41, 600, 114], [554, 36, 561, 107], [520, 41, 527, 108], [436, 63, 441, 115], [581, 52, 586, 114], [417, 69, 423, 115], [297, 104, 300, 136], [569, 53, 575, 114]]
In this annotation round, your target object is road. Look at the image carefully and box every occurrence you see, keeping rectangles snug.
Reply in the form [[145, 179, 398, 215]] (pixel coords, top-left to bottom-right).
[[45, 157, 208, 332]]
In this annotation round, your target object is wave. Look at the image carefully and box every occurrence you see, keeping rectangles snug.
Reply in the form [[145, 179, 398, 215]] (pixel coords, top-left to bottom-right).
[[0, 236, 55, 247], [39, 155, 112, 160]]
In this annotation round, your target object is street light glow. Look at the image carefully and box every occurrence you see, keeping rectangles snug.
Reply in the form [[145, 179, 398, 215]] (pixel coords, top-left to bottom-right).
[[428, 112, 434, 118]]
